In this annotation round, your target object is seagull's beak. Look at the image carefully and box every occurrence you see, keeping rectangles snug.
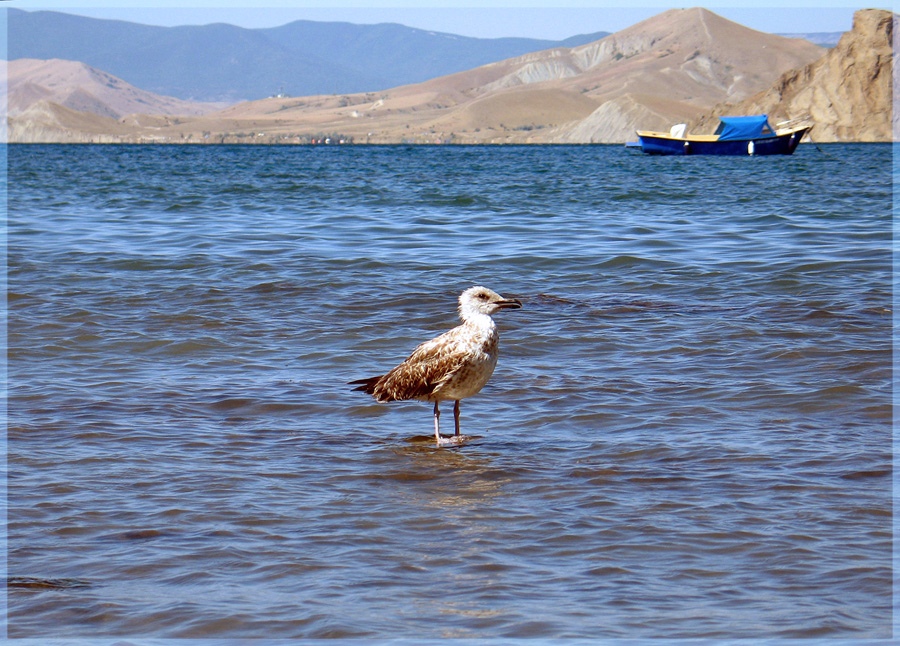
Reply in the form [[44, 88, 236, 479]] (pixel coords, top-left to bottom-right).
[[495, 297, 523, 310]]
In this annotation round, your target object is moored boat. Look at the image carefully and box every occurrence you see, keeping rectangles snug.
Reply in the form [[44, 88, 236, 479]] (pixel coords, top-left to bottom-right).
[[633, 115, 812, 156]]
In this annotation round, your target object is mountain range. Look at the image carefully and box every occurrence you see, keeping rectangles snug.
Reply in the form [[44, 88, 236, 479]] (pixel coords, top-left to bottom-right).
[[8, 8, 609, 103], [6, 7, 893, 144]]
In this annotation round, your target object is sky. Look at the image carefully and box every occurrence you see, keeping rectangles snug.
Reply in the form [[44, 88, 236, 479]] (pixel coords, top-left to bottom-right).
[[13, 2, 888, 39]]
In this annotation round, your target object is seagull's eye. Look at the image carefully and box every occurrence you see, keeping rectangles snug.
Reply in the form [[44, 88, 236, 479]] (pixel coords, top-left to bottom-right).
[[477, 292, 489, 300]]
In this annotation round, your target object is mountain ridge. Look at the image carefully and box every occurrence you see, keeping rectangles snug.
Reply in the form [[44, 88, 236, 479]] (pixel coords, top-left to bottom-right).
[[8, 8, 609, 103]]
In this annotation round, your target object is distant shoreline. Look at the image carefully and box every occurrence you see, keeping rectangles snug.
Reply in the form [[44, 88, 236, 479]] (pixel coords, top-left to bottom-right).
[[6, 141, 882, 147]]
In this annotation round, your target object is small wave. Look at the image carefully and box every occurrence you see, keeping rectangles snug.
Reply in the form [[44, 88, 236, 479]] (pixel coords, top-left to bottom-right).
[[533, 293, 578, 307], [8, 577, 92, 590], [101, 528, 178, 541], [596, 254, 677, 269], [420, 192, 490, 208], [151, 339, 232, 356], [210, 397, 256, 412], [840, 469, 891, 481], [163, 201, 206, 212]]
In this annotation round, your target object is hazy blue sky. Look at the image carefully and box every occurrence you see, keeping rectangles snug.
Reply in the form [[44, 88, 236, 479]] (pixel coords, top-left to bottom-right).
[[18, 2, 883, 39]]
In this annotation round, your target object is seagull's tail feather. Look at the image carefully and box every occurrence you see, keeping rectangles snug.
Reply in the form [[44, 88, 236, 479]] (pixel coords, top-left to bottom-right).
[[349, 376, 383, 395]]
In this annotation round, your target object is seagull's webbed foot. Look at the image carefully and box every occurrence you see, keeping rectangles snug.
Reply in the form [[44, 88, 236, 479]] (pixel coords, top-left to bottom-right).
[[436, 433, 469, 447], [434, 400, 468, 447]]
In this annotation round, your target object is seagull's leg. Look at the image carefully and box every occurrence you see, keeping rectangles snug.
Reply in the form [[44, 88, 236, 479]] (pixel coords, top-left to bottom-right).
[[433, 401, 441, 444], [454, 400, 461, 436]]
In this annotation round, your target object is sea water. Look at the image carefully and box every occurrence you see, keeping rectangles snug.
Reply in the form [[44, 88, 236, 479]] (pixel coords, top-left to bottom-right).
[[6, 143, 892, 640]]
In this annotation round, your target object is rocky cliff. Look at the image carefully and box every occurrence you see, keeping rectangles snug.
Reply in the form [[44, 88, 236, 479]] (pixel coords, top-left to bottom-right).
[[692, 9, 894, 142]]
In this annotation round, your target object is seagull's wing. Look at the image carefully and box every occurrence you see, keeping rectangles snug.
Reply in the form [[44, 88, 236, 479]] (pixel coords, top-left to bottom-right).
[[371, 327, 469, 402]]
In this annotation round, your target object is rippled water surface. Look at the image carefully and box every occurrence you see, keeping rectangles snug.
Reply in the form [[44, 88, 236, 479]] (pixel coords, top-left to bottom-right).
[[7, 144, 893, 640]]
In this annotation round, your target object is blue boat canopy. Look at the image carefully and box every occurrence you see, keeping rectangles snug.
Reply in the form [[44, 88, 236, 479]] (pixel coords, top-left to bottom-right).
[[713, 115, 776, 141]]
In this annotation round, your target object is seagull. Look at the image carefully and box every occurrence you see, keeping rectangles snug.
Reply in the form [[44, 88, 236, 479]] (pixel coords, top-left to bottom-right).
[[350, 286, 522, 447]]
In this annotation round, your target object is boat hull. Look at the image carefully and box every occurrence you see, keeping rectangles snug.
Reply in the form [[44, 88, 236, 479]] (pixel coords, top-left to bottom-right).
[[637, 127, 810, 156]]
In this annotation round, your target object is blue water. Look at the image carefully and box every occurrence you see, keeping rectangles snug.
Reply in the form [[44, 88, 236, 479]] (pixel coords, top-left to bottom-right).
[[6, 143, 893, 640]]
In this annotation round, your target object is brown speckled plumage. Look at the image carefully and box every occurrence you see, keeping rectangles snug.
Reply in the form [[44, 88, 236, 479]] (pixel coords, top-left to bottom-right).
[[350, 286, 521, 445]]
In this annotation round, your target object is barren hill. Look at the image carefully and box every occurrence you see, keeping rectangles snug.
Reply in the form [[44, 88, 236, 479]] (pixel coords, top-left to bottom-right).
[[4, 59, 222, 118], [547, 7, 826, 141], [692, 9, 895, 142]]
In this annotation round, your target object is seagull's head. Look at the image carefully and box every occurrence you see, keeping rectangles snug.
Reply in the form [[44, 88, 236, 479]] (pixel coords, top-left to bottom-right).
[[458, 286, 522, 319]]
